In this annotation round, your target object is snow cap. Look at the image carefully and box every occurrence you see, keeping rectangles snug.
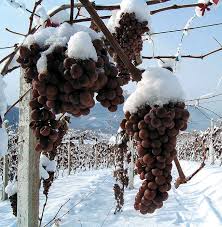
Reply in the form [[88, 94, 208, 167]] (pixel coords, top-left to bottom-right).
[[67, 31, 98, 61], [123, 67, 185, 114]]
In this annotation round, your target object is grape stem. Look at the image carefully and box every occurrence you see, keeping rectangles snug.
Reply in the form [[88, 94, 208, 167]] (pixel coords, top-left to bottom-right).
[[174, 143, 207, 189]]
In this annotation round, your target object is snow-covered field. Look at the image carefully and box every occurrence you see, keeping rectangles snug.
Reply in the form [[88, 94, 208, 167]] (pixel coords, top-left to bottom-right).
[[1, 161, 222, 227]]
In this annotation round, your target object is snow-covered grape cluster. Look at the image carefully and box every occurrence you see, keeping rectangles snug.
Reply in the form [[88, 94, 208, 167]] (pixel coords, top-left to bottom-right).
[[16, 24, 125, 152], [121, 102, 189, 214], [106, 0, 150, 84], [111, 12, 149, 84], [17, 38, 123, 117]]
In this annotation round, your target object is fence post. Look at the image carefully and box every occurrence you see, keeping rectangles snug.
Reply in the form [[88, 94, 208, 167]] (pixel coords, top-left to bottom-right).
[[17, 71, 39, 227], [128, 137, 134, 189], [209, 118, 215, 164], [2, 154, 8, 201], [95, 140, 98, 169], [67, 133, 71, 175]]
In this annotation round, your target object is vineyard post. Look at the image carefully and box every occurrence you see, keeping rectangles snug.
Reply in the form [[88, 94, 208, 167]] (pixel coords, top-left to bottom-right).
[[67, 134, 71, 175], [209, 118, 215, 164], [17, 70, 40, 227], [128, 137, 134, 189], [95, 141, 98, 169], [1, 154, 9, 201]]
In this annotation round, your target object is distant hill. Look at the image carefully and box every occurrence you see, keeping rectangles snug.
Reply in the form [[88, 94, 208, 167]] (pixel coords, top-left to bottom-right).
[[5, 106, 19, 126], [6, 104, 213, 133]]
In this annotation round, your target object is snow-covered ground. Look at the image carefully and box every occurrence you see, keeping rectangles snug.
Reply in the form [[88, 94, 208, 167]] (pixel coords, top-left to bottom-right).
[[1, 161, 222, 227]]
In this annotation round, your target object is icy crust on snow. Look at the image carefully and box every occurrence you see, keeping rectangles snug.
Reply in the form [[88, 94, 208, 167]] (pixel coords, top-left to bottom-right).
[[123, 67, 185, 114], [107, 0, 149, 31], [5, 180, 17, 197], [68, 32, 98, 61]]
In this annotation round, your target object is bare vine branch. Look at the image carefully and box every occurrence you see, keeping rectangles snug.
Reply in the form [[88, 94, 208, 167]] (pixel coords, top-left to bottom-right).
[[43, 199, 71, 227], [4, 88, 32, 116], [142, 47, 222, 60], [39, 195, 48, 227], [28, 0, 43, 34], [0, 44, 19, 50], [48, 0, 171, 18], [70, 0, 74, 22], [0, 46, 20, 76], [151, 3, 200, 15], [5, 28, 26, 37]]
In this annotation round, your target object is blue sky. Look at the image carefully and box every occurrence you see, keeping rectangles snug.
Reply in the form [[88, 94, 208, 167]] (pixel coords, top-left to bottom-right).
[[0, 0, 222, 117]]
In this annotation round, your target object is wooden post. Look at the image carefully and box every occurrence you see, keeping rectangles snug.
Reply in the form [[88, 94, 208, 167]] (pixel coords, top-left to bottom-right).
[[17, 71, 39, 227], [1, 155, 9, 201], [95, 141, 98, 169], [67, 134, 71, 175], [128, 137, 134, 189], [209, 118, 215, 164]]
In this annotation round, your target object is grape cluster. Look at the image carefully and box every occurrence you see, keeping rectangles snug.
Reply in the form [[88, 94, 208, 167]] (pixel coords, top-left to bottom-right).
[[42, 117, 69, 195], [111, 12, 149, 84], [17, 39, 123, 116], [43, 171, 54, 196], [9, 194, 17, 216], [121, 102, 189, 214], [29, 93, 62, 152], [96, 63, 124, 112], [17, 44, 42, 83]]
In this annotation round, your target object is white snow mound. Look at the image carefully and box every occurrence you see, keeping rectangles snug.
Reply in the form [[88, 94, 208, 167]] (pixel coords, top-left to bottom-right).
[[68, 31, 98, 61], [123, 67, 185, 113], [5, 180, 17, 197]]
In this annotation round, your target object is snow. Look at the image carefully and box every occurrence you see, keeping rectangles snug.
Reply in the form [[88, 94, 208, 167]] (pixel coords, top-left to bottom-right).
[[24, 22, 99, 48], [5, 180, 17, 197], [107, 11, 121, 33], [46, 160, 57, 172], [108, 135, 116, 145], [120, 0, 150, 22], [40, 165, 49, 180], [158, 58, 175, 70], [40, 154, 57, 177], [40, 154, 50, 167], [107, 0, 150, 31], [0, 127, 8, 156], [1, 161, 222, 226], [24, 23, 100, 73], [67, 32, 98, 61], [123, 67, 185, 113]]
